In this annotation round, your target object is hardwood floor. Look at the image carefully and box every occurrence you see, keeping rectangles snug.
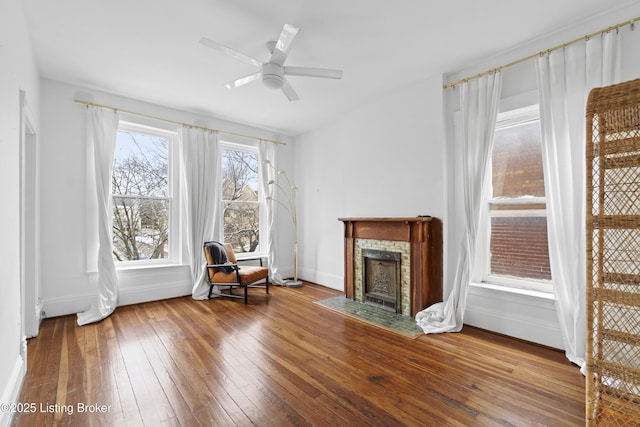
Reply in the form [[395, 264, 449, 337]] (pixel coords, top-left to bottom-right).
[[13, 282, 585, 426]]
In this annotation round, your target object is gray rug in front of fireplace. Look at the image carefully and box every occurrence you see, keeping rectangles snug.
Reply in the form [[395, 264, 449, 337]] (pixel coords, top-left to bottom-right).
[[315, 296, 423, 338]]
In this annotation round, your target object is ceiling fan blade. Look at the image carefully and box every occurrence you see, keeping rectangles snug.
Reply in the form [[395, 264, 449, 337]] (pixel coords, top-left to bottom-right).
[[199, 37, 263, 68], [284, 66, 343, 79], [276, 24, 299, 54], [223, 71, 261, 89], [281, 78, 299, 101], [270, 24, 299, 65]]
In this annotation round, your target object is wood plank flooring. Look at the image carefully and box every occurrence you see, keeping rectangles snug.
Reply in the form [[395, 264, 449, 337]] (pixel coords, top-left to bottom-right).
[[13, 282, 585, 426]]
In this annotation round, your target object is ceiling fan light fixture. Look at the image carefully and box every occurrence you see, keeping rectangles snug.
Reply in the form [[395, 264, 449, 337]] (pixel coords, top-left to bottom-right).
[[262, 73, 284, 89], [261, 63, 284, 89]]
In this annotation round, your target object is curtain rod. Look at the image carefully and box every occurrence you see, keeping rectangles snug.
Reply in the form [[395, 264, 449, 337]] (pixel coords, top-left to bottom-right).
[[444, 15, 639, 90], [73, 99, 286, 145]]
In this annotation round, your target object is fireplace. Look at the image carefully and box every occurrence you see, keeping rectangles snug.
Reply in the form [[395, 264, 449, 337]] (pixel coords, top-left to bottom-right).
[[339, 217, 443, 317], [361, 249, 402, 312], [355, 239, 411, 314]]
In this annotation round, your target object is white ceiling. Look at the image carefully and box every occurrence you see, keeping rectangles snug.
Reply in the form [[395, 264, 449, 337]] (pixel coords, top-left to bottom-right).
[[22, 0, 632, 136]]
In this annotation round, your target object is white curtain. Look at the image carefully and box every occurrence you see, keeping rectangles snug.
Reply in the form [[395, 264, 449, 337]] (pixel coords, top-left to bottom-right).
[[259, 141, 285, 285], [77, 106, 120, 326], [416, 73, 502, 333], [180, 127, 221, 300], [535, 32, 620, 369]]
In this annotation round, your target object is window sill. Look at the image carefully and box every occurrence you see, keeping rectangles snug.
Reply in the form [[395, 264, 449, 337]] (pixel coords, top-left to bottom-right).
[[470, 282, 555, 301], [115, 262, 185, 271]]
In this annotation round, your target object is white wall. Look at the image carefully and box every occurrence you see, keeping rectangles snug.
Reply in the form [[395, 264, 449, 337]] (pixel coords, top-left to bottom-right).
[[294, 75, 446, 289], [39, 79, 294, 317], [0, 1, 40, 426]]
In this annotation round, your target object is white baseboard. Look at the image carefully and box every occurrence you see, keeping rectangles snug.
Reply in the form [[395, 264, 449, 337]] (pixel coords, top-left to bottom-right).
[[465, 304, 563, 348], [118, 280, 191, 306], [0, 354, 26, 427], [25, 301, 44, 339], [465, 283, 563, 349], [298, 267, 343, 291], [42, 291, 96, 318], [43, 281, 192, 318]]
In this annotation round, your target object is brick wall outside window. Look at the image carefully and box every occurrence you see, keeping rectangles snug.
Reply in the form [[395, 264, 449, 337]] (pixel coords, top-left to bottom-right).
[[492, 120, 545, 198], [490, 216, 551, 281]]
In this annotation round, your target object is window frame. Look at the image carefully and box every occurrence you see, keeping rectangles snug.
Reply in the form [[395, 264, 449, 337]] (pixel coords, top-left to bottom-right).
[[112, 120, 180, 268], [478, 105, 553, 294], [219, 141, 262, 258]]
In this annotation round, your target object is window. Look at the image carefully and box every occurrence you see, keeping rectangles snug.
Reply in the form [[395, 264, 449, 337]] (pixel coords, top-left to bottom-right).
[[481, 106, 552, 292], [112, 122, 176, 264], [221, 143, 261, 255]]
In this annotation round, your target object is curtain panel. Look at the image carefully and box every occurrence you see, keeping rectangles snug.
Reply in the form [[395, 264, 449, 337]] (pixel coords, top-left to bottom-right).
[[535, 31, 620, 369], [179, 127, 221, 300], [416, 73, 502, 333], [259, 141, 285, 285], [77, 106, 120, 326]]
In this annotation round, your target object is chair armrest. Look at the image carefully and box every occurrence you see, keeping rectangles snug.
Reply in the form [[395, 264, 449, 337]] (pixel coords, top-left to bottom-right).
[[206, 263, 239, 270], [236, 256, 265, 267]]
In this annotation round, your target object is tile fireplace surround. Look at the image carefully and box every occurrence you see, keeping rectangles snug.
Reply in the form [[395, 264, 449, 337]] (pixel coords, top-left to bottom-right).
[[357, 240, 409, 314], [339, 217, 443, 317]]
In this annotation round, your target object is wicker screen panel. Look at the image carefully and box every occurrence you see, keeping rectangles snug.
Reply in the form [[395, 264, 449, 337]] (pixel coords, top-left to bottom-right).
[[586, 78, 640, 426]]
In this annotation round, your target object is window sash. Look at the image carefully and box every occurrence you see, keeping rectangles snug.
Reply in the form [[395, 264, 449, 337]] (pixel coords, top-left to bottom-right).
[[112, 196, 171, 263], [112, 194, 170, 201], [220, 142, 261, 256], [479, 105, 553, 293], [484, 207, 552, 292], [489, 196, 546, 206], [113, 122, 178, 266], [222, 199, 259, 205]]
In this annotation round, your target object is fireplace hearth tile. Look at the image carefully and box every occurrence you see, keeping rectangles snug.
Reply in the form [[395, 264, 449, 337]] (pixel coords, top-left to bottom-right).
[[315, 295, 424, 338]]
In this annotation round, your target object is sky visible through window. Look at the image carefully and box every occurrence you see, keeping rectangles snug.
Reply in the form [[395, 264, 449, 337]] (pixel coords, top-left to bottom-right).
[[114, 131, 166, 164], [113, 130, 168, 197]]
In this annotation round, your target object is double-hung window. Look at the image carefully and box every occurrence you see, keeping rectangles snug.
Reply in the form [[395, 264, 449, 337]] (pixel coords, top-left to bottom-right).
[[220, 143, 261, 256], [111, 121, 177, 265], [480, 106, 552, 293]]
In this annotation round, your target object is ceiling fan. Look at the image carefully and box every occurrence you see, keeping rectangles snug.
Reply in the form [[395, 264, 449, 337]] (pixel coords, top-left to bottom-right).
[[200, 24, 343, 101]]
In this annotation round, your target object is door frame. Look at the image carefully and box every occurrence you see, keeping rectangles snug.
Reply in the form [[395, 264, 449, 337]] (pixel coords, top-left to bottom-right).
[[20, 90, 41, 343]]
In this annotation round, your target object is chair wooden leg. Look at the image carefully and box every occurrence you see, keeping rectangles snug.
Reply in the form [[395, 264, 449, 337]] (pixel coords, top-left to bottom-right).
[[266, 277, 269, 294], [244, 285, 248, 304]]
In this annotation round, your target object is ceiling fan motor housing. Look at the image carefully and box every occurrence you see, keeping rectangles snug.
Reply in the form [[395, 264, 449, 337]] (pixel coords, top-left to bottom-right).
[[262, 62, 284, 89]]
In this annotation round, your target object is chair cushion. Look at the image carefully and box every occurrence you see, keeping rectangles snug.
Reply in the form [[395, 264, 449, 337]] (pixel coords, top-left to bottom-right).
[[224, 243, 237, 263], [211, 265, 268, 285]]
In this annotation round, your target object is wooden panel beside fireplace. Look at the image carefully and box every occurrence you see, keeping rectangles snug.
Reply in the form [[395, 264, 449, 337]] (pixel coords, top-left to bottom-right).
[[338, 217, 443, 316]]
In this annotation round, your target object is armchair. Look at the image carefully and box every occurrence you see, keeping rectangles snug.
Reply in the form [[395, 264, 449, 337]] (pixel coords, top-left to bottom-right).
[[203, 241, 269, 304]]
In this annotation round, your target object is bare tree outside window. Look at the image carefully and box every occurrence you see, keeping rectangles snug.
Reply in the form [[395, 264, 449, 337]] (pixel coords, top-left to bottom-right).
[[221, 148, 260, 254], [112, 130, 170, 261]]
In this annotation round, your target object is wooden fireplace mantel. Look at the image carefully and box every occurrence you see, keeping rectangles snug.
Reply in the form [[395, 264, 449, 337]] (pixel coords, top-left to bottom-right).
[[338, 217, 443, 316]]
